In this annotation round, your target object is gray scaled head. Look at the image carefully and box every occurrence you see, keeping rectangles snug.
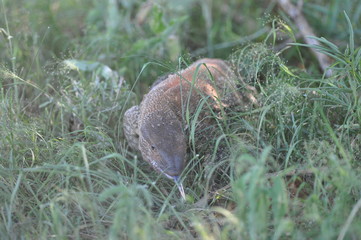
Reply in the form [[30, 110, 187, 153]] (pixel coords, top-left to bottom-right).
[[139, 110, 187, 178]]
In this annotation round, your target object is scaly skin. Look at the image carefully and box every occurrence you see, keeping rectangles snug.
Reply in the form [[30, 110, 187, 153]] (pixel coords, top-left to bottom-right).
[[123, 58, 257, 197]]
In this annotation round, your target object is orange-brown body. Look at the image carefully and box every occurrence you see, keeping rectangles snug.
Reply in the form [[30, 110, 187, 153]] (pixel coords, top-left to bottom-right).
[[123, 58, 257, 197]]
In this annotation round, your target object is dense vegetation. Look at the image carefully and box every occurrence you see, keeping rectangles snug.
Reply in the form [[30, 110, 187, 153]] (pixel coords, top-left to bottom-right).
[[1, 0, 360, 239]]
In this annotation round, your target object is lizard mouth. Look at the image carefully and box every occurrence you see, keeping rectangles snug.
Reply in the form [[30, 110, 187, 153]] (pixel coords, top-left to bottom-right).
[[163, 173, 186, 201], [150, 155, 186, 201], [172, 176, 186, 201]]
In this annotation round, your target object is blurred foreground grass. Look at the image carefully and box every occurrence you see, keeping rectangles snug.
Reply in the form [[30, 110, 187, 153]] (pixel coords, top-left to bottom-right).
[[0, 0, 361, 239]]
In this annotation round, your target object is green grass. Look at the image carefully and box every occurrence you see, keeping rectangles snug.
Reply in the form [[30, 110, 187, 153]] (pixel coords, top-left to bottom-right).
[[1, 0, 361, 239]]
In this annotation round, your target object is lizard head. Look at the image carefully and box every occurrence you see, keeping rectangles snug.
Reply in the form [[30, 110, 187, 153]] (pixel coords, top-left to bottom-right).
[[139, 110, 187, 179]]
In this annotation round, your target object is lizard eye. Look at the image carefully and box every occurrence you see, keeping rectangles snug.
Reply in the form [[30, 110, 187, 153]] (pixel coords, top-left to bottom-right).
[[151, 145, 156, 150]]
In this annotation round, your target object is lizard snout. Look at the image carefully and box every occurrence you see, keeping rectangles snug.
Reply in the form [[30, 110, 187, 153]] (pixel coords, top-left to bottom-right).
[[158, 148, 185, 177]]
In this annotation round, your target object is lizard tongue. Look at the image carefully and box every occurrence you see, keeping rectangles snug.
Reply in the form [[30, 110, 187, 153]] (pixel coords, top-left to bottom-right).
[[173, 176, 186, 201]]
